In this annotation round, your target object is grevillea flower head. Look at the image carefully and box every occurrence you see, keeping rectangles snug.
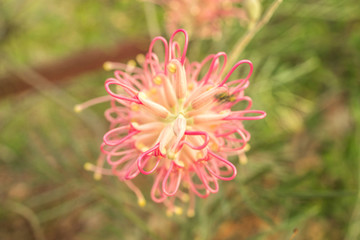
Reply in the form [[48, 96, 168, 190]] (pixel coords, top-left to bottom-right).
[[81, 29, 266, 217], [150, 0, 261, 38]]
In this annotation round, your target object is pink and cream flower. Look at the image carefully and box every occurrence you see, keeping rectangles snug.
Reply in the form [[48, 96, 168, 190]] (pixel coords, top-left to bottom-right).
[[150, 0, 260, 38], [82, 29, 265, 216]]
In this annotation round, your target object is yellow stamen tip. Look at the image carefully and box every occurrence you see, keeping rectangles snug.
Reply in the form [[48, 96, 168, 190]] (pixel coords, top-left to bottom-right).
[[138, 198, 146, 207], [94, 173, 102, 180], [131, 121, 139, 129], [239, 155, 248, 165], [149, 88, 157, 95], [188, 82, 194, 91], [196, 152, 204, 159], [244, 144, 251, 152], [220, 109, 231, 115], [84, 162, 93, 171], [210, 143, 219, 152], [181, 194, 190, 202], [74, 105, 82, 113], [135, 142, 148, 152], [136, 54, 145, 64], [160, 147, 167, 155], [174, 207, 183, 215], [153, 76, 163, 85], [130, 103, 140, 111], [127, 59, 136, 67], [126, 60, 136, 72], [187, 209, 195, 218], [138, 92, 147, 100], [103, 61, 112, 71], [168, 63, 177, 73], [167, 151, 176, 160], [174, 159, 185, 168], [166, 210, 173, 217]]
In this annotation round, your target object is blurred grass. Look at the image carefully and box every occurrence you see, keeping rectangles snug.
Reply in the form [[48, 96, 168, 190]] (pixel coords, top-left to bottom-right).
[[1, 0, 360, 239]]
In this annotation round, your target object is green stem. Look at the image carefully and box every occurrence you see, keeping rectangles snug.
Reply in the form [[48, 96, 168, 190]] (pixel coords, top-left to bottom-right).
[[143, 1, 161, 39], [345, 96, 360, 240], [226, 0, 283, 72], [5, 201, 46, 240]]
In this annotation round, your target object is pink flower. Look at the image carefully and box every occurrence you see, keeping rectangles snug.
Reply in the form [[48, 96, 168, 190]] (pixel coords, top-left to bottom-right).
[[82, 29, 266, 216], [150, 0, 260, 38]]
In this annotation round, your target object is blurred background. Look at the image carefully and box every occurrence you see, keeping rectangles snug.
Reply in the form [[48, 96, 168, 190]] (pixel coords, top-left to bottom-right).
[[0, 0, 359, 239]]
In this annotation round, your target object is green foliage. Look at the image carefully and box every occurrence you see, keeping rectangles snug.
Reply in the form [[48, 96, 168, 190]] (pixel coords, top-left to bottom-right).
[[1, 0, 360, 239]]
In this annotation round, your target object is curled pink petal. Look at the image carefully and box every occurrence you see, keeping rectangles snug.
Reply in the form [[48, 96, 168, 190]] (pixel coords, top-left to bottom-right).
[[219, 60, 253, 87], [180, 130, 210, 150], [192, 163, 219, 194], [162, 162, 182, 196], [137, 144, 161, 175], [169, 29, 188, 64], [203, 52, 227, 85], [227, 79, 250, 94], [206, 151, 237, 181], [103, 126, 139, 146], [151, 168, 167, 203], [104, 78, 141, 104], [224, 110, 267, 121], [186, 170, 210, 199], [148, 36, 169, 75]]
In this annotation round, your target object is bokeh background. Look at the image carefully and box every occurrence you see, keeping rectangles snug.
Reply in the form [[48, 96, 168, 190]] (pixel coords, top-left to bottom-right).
[[1, 0, 359, 239]]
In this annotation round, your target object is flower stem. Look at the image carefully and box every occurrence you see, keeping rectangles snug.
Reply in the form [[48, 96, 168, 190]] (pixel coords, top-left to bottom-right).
[[227, 0, 283, 71]]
